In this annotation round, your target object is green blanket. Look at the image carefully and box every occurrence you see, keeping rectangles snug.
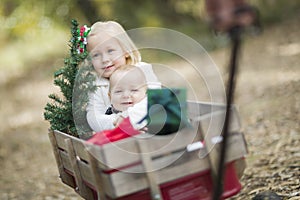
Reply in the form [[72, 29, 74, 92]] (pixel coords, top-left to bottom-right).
[[144, 88, 190, 135]]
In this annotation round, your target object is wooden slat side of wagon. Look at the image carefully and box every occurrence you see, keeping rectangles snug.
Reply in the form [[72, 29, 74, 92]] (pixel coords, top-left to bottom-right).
[[48, 101, 247, 200]]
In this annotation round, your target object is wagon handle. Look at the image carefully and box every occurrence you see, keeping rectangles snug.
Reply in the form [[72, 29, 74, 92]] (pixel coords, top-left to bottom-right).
[[204, 0, 261, 199], [213, 26, 242, 200]]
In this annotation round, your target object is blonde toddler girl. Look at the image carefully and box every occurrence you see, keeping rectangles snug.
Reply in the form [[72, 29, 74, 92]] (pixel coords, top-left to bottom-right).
[[84, 21, 160, 132]]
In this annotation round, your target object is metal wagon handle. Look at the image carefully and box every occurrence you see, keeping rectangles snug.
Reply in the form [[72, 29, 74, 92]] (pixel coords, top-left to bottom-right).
[[204, 0, 261, 199]]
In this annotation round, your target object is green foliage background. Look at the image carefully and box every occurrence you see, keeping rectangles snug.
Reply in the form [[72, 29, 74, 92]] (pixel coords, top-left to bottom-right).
[[1, 0, 300, 44], [1, 1, 299, 71]]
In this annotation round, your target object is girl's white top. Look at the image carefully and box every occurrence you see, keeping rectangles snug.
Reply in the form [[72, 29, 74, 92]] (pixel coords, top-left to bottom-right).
[[86, 62, 161, 132]]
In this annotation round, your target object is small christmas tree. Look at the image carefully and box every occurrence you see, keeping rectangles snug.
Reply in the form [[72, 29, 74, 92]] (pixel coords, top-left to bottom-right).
[[44, 19, 96, 138]]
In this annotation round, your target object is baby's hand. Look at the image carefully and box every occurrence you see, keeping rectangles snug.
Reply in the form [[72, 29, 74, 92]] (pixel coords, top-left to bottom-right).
[[114, 115, 125, 127], [114, 111, 129, 126], [139, 126, 148, 133]]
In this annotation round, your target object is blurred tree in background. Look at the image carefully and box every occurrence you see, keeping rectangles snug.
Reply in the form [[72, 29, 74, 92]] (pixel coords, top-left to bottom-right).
[[1, 0, 300, 42], [0, 0, 299, 78]]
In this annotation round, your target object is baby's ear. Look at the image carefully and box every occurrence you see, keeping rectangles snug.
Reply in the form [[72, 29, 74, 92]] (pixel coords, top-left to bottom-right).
[[108, 92, 111, 99]]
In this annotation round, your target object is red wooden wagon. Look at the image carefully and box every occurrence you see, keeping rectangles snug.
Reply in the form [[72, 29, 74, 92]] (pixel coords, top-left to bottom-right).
[[48, 101, 247, 200]]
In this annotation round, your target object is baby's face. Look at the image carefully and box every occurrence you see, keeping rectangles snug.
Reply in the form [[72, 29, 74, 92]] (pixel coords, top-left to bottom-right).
[[88, 33, 127, 78], [110, 70, 146, 111]]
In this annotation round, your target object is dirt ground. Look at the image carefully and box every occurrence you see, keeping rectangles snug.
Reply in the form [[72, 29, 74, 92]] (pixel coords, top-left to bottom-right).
[[0, 15, 299, 200]]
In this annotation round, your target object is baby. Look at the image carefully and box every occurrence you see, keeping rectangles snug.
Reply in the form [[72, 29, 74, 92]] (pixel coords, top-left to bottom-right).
[[106, 65, 148, 129]]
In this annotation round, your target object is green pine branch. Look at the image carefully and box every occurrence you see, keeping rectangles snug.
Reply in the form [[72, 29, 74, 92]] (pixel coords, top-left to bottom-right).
[[44, 19, 96, 138]]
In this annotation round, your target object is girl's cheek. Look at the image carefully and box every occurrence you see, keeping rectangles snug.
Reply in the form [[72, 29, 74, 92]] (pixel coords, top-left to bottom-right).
[[116, 56, 127, 67], [92, 61, 101, 69], [92, 60, 97, 68]]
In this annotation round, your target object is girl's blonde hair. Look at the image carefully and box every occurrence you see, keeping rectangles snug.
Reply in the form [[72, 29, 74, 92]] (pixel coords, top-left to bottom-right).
[[87, 21, 141, 65]]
